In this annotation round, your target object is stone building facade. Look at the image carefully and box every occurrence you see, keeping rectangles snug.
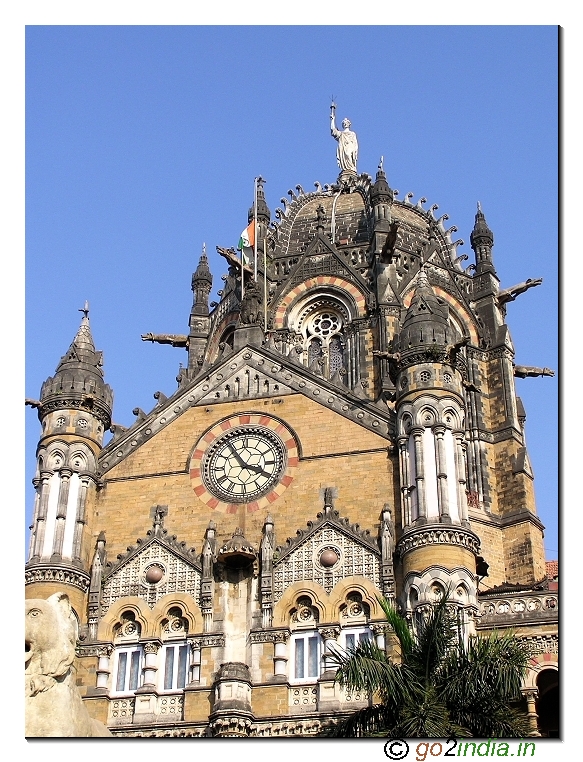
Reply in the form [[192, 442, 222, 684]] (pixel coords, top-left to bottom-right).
[[25, 125, 558, 737]]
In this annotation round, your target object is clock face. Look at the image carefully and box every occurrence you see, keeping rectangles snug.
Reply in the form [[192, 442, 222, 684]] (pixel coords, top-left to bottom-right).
[[202, 427, 287, 503]]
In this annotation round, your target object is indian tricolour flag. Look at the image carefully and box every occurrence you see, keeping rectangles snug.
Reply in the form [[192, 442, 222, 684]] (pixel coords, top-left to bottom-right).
[[238, 221, 255, 265]]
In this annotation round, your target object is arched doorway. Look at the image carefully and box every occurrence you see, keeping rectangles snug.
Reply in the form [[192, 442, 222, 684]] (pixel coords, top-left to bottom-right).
[[536, 668, 559, 737]]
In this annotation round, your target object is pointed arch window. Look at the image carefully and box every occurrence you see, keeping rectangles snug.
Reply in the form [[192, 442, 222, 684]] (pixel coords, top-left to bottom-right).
[[303, 308, 346, 378]]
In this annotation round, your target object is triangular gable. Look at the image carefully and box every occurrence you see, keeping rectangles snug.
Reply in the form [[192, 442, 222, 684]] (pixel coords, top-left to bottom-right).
[[197, 365, 295, 405], [99, 343, 394, 474], [273, 505, 382, 600], [271, 231, 370, 308], [101, 522, 202, 613]]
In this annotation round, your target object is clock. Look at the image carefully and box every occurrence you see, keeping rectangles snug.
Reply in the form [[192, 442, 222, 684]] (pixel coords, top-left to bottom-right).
[[189, 413, 299, 512], [202, 427, 286, 503]]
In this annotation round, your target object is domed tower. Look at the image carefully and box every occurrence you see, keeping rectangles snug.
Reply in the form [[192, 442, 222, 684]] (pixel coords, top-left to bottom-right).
[[26, 304, 113, 614], [392, 269, 480, 632]]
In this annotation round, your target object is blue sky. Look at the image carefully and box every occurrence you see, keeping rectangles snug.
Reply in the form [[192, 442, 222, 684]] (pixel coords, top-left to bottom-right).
[[24, 25, 558, 562]]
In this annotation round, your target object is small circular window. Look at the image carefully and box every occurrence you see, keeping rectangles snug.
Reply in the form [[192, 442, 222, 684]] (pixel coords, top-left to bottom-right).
[[419, 371, 431, 383], [55, 417, 66, 427], [77, 419, 88, 429]]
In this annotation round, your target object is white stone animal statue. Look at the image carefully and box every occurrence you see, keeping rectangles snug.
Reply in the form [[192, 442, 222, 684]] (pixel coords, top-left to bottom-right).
[[25, 591, 112, 737]]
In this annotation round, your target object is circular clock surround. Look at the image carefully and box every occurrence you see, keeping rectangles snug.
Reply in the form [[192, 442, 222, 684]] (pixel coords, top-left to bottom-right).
[[202, 426, 286, 503], [189, 413, 300, 513]]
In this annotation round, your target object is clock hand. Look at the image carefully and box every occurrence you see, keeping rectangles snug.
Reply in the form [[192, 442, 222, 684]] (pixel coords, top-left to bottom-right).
[[227, 443, 264, 473]]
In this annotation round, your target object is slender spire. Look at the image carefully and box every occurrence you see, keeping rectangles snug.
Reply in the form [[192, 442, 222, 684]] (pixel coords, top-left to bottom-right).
[[55, 303, 102, 375], [248, 176, 270, 223], [470, 202, 496, 275]]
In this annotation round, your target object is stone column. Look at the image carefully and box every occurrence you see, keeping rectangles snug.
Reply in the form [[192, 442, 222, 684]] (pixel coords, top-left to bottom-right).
[[454, 432, 469, 523], [273, 632, 289, 677], [28, 477, 41, 560], [434, 425, 450, 522], [30, 471, 51, 561], [522, 688, 541, 737], [371, 623, 386, 651], [72, 474, 91, 563], [141, 641, 161, 687], [319, 626, 340, 674], [133, 642, 162, 724], [398, 437, 411, 527], [412, 428, 426, 522], [190, 643, 202, 683], [317, 626, 341, 712], [51, 468, 72, 561], [96, 646, 113, 690]]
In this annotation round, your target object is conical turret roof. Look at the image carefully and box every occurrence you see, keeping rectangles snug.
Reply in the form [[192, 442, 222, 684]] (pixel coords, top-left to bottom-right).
[[470, 203, 494, 249], [39, 304, 113, 427], [397, 268, 451, 350]]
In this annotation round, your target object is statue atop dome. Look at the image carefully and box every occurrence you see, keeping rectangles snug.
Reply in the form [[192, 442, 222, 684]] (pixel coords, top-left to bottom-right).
[[330, 101, 358, 175]]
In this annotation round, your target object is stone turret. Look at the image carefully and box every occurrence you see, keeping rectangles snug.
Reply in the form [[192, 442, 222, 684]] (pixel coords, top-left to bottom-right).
[[38, 303, 113, 442], [27, 305, 113, 615], [392, 271, 480, 631]]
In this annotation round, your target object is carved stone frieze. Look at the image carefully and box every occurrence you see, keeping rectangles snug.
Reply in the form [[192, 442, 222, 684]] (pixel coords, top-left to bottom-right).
[[395, 524, 481, 559], [249, 629, 289, 644], [25, 565, 90, 592], [75, 643, 113, 658], [190, 634, 225, 649], [38, 397, 112, 428], [516, 634, 558, 656]]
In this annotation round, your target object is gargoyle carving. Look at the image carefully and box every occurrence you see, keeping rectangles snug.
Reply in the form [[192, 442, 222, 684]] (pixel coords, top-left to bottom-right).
[[498, 278, 543, 305], [513, 365, 555, 379], [141, 333, 188, 347]]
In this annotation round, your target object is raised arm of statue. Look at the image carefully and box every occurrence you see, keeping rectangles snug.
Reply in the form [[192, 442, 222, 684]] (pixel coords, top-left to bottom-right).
[[329, 103, 358, 174]]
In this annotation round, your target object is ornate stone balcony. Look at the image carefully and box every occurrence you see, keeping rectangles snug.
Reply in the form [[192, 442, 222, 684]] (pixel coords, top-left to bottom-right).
[[476, 589, 558, 629]]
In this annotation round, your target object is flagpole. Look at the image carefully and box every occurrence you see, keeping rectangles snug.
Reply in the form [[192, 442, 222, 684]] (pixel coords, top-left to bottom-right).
[[263, 204, 268, 333], [241, 238, 245, 301], [253, 177, 258, 282]]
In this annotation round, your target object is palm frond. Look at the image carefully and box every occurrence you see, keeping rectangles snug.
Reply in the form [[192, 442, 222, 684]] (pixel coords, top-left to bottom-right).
[[376, 596, 414, 657], [323, 703, 397, 738], [330, 638, 415, 705]]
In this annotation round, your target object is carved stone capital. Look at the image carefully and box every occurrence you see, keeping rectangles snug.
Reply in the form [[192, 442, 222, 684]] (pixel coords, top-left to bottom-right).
[[249, 629, 289, 644], [190, 634, 225, 649], [318, 626, 340, 641], [75, 643, 113, 658]]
